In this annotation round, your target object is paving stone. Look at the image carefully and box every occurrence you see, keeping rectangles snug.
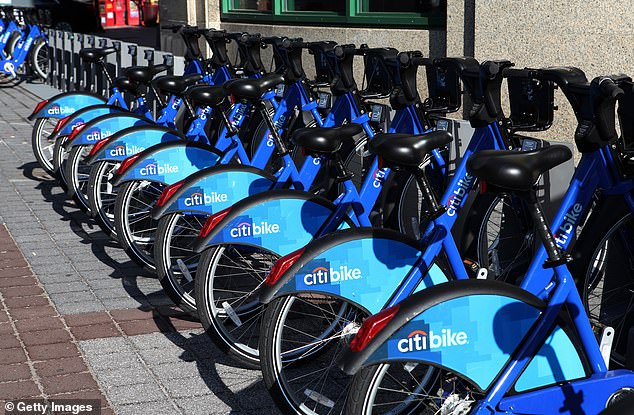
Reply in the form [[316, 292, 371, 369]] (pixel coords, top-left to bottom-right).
[[49, 290, 99, 304], [20, 328, 72, 347], [0, 379, 41, 399], [0, 363, 32, 382], [14, 316, 65, 333], [115, 400, 178, 415], [40, 372, 99, 395], [94, 368, 151, 389], [85, 352, 143, 372], [43, 281, 90, 294], [107, 382, 166, 405], [33, 356, 89, 378], [175, 394, 238, 415], [55, 301, 107, 315], [71, 322, 120, 341], [79, 337, 131, 356]]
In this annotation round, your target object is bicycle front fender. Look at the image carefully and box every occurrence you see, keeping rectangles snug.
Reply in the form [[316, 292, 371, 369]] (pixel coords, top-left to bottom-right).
[[85, 126, 183, 165], [64, 113, 152, 149], [111, 141, 221, 186], [193, 190, 356, 255], [258, 228, 423, 315], [52, 104, 127, 137], [28, 91, 107, 120], [340, 280, 588, 394], [151, 165, 276, 220]]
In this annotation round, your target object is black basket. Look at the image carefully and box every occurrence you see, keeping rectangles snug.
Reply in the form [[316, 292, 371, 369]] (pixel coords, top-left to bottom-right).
[[360, 48, 399, 98], [425, 64, 461, 113], [310, 47, 337, 85], [507, 76, 555, 132]]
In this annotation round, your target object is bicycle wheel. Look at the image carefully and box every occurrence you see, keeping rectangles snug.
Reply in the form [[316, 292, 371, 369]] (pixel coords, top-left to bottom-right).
[[52, 135, 70, 192], [259, 293, 369, 415], [87, 160, 120, 240], [573, 198, 634, 367], [65, 145, 92, 213], [29, 38, 48, 80], [114, 180, 166, 272], [345, 363, 481, 415], [31, 117, 58, 174], [196, 243, 279, 367], [476, 195, 535, 283], [155, 212, 210, 314]]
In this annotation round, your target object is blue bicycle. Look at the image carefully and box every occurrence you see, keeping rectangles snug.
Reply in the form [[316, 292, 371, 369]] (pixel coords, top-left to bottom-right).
[[339, 72, 634, 415]]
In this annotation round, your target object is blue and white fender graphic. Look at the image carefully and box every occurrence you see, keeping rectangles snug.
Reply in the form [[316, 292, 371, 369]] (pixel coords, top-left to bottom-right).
[[57, 106, 124, 136], [206, 198, 335, 253], [162, 171, 274, 215], [365, 295, 585, 391], [89, 129, 183, 163], [277, 238, 423, 314], [117, 146, 220, 185], [33, 94, 106, 119], [69, 116, 151, 147]]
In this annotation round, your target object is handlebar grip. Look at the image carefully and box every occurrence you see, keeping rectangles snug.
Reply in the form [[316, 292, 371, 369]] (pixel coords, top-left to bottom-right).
[[599, 77, 625, 99], [281, 37, 304, 49], [334, 44, 356, 59], [239, 33, 262, 44]]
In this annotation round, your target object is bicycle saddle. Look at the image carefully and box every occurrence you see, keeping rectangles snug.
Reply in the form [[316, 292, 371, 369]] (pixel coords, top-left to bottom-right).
[[186, 85, 226, 108], [434, 57, 480, 74], [224, 74, 284, 102], [369, 131, 453, 168], [124, 64, 170, 85], [155, 74, 203, 96], [539, 67, 588, 88], [467, 145, 572, 192], [79, 47, 117, 63], [291, 124, 364, 154], [112, 76, 140, 94]]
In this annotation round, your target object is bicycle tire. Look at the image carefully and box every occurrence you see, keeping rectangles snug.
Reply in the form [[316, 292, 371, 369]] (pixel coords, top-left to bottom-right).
[[29, 38, 48, 80], [87, 160, 119, 240], [52, 135, 70, 192], [31, 117, 57, 174], [65, 145, 92, 213]]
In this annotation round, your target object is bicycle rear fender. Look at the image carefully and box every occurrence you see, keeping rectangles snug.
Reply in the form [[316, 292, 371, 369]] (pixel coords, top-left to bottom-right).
[[85, 126, 182, 165], [52, 104, 127, 137], [151, 165, 276, 219], [340, 280, 589, 394], [112, 141, 222, 186], [64, 113, 152, 149], [28, 91, 107, 120], [258, 228, 426, 315], [193, 190, 356, 255]]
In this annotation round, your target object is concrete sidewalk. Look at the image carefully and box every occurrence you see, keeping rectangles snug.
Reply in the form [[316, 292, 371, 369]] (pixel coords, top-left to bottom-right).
[[0, 84, 278, 414]]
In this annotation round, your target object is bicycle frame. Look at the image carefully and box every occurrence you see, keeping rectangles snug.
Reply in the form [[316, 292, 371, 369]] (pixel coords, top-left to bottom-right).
[[0, 24, 42, 77]]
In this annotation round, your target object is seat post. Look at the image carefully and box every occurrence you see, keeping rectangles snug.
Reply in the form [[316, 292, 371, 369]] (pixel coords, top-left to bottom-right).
[[414, 169, 444, 219], [256, 102, 288, 155], [526, 192, 566, 266], [98, 59, 113, 85]]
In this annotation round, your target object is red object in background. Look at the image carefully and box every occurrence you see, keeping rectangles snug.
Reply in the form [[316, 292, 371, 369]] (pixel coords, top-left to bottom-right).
[[99, 0, 145, 27]]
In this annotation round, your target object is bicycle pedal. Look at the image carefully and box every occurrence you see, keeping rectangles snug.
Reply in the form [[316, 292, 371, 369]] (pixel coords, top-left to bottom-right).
[[599, 326, 615, 367], [222, 302, 242, 327]]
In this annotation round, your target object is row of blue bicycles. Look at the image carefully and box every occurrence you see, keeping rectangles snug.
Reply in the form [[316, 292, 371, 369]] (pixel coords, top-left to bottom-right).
[[28, 24, 634, 414], [0, 7, 48, 82]]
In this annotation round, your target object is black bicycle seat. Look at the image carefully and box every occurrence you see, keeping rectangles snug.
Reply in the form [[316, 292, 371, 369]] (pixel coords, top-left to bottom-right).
[[291, 124, 363, 154], [79, 47, 117, 63], [112, 76, 140, 94], [155, 74, 203, 96], [186, 85, 226, 108], [124, 64, 170, 85], [224, 74, 284, 102], [434, 57, 480, 75], [540, 67, 588, 88], [369, 131, 453, 168], [467, 145, 572, 192]]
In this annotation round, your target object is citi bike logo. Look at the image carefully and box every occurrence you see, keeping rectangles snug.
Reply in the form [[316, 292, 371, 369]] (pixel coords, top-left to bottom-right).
[[46, 104, 76, 116], [230, 104, 248, 128], [266, 115, 286, 147], [183, 191, 228, 207], [198, 107, 212, 121], [170, 98, 182, 110], [553, 203, 583, 248], [85, 129, 113, 142], [397, 329, 468, 353], [139, 163, 179, 176], [109, 145, 145, 157], [303, 265, 362, 286], [229, 220, 280, 238], [372, 168, 387, 188], [446, 173, 475, 216]]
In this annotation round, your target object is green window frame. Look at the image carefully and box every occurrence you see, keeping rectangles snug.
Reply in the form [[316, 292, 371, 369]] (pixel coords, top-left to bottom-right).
[[221, 0, 446, 29]]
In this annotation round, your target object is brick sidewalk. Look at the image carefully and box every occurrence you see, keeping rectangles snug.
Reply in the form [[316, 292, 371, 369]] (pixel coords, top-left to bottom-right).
[[0, 84, 277, 414]]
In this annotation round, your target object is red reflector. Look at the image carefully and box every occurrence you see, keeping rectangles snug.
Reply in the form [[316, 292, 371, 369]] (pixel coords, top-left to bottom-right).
[[116, 153, 142, 175], [349, 304, 400, 353], [68, 123, 87, 141], [377, 156, 385, 170], [264, 247, 306, 286], [53, 116, 71, 133], [198, 207, 232, 238], [88, 135, 112, 156], [230, 94, 236, 105], [30, 99, 49, 117], [156, 179, 186, 207], [479, 180, 487, 194]]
